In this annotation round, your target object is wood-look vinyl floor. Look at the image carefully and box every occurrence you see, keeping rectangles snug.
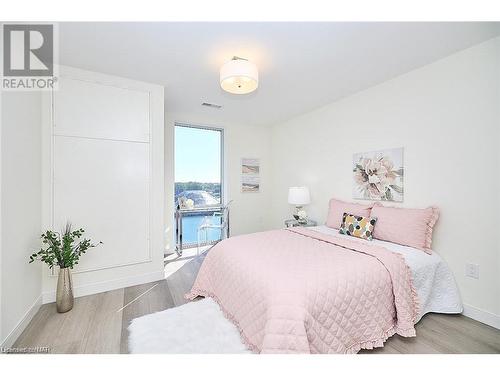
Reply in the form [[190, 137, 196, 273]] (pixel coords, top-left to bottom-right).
[[13, 252, 500, 354]]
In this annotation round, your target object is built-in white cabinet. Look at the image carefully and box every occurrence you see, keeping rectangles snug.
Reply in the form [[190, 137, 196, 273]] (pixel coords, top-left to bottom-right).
[[42, 66, 165, 301]]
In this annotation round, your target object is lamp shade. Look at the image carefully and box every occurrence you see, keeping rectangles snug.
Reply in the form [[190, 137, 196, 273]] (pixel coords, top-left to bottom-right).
[[220, 57, 258, 95], [288, 187, 310, 206]]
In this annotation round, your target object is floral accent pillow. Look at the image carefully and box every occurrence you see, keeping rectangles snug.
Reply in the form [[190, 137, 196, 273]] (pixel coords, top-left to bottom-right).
[[339, 213, 377, 241]]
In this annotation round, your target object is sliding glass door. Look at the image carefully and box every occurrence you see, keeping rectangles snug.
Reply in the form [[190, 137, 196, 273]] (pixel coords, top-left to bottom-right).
[[174, 123, 224, 249]]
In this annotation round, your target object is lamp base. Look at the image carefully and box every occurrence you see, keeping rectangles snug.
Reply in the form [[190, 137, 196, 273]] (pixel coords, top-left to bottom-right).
[[292, 206, 307, 224]]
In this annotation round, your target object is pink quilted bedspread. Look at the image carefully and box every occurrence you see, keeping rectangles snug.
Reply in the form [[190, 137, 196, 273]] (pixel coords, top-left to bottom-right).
[[186, 227, 419, 354]]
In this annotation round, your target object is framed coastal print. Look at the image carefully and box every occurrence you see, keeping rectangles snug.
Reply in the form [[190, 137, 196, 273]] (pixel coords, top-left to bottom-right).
[[352, 147, 404, 202], [241, 158, 260, 193]]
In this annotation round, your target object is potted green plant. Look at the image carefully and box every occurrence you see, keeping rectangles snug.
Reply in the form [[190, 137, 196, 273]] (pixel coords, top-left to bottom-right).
[[29, 223, 102, 313]]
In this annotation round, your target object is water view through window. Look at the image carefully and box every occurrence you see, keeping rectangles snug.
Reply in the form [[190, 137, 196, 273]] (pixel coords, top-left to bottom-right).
[[174, 124, 223, 246]]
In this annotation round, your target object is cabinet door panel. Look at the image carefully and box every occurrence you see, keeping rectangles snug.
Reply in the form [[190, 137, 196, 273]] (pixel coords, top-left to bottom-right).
[[53, 136, 150, 271], [54, 77, 150, 142]]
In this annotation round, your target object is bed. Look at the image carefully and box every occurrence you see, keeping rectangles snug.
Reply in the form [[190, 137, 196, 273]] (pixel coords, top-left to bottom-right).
[[186, 225, 462, 354]]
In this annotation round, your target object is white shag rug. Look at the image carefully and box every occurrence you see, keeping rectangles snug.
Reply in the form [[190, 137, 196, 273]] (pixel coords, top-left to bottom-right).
[[127, 297, 252, 354]]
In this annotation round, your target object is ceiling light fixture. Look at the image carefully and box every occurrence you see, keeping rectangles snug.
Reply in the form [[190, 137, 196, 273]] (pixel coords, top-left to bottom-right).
[[220, 56, 258, 95]]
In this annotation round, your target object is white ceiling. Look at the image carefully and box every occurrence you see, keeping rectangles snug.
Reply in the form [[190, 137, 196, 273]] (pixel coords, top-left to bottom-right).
[[59, 22, 500, 126]]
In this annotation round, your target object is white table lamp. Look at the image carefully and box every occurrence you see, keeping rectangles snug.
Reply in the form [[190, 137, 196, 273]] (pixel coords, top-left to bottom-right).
[[288, 187, 310, 223]]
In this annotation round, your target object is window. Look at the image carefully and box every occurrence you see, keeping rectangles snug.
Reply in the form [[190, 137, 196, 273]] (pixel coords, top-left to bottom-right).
[[174, 123, 224, 248]]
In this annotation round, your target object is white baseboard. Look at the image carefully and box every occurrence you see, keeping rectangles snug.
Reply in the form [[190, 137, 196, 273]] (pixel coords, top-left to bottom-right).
[[42, 271, 165, 304], [463, 304, 500, 330], [1, 295, 42, 347]]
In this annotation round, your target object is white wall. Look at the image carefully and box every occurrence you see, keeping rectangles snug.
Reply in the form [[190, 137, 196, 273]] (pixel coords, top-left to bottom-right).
[[1, 91, 43, 346], [165, 112, 272, 254], [1, 89, 2, 343], [270, 37, 500, 322]]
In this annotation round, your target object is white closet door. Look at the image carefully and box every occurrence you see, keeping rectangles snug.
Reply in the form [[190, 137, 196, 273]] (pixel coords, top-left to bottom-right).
[[48, 70, 162, 275], [54, 77, 151, 142], [53, 136, 150, 270]]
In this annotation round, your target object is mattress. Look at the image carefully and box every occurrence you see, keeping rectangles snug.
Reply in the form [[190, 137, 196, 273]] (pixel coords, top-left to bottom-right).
[[309, 225, 463, 321]]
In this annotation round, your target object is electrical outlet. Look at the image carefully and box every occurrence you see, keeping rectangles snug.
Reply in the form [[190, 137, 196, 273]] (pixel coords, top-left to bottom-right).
[[465, 263, 480, 279]]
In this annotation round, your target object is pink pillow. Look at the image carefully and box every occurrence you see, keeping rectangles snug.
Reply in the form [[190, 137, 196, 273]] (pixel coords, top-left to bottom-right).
[[371, 205, 439, 254], [326, 198, 375, 229]]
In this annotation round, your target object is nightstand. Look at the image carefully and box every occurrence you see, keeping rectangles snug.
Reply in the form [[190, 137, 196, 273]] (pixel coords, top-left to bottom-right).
[[284, 219, 318, 228]]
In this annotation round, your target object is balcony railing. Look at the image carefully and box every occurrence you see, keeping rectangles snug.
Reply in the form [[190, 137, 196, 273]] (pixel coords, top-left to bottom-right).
[[175, 205, 229, 255]]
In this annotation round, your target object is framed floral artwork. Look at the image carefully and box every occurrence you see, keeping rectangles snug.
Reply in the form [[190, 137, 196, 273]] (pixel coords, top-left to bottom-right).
[[352, 147, 404, 202]]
